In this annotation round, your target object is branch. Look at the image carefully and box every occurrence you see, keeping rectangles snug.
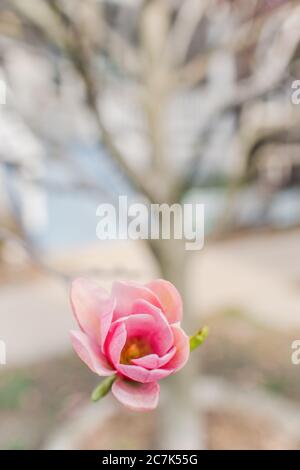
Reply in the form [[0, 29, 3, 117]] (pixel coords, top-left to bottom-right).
[[165, 0, 211, 67], [103, 24, 141, 78], [45, 0, 158, 204], [177, 0, 298, 89], [9, 0, 68, 50]]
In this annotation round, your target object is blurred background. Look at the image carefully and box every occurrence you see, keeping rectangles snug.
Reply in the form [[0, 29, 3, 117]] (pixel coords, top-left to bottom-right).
[[1, 0, 300, 450]]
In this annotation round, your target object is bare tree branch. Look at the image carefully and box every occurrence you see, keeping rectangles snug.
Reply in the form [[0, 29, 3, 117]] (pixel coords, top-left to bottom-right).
[[165, 0, 211, 67]]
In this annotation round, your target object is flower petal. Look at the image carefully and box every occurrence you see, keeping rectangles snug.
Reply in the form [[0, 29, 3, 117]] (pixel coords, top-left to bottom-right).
[[70, 330, 114, 376], [111, 281, 162, 320], [124, 306, 174, 356], [106, 321, 127, 368], [162, 325, 190, 372], [147, 279, 183, 324], [131, 347, 176, 369], [70, 278, 114, 346], [99, 297, 116, 352], [112, 378, 160, 411], [117, 363, 172, 383]]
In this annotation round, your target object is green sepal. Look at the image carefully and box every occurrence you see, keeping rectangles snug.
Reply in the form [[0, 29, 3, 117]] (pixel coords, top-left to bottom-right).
[[190, 326, 209, 352], [91, 375, 116, 402]]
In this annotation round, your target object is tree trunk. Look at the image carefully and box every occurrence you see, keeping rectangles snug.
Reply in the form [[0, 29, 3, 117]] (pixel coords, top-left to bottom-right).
[[150, 238, 205, 449]]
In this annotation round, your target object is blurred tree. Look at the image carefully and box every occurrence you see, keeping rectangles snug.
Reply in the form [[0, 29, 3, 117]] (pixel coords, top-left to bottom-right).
[[1, 0, 300, 448]]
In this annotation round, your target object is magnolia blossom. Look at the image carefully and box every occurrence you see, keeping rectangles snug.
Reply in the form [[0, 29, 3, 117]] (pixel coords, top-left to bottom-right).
[[70, 278, 190, 411]]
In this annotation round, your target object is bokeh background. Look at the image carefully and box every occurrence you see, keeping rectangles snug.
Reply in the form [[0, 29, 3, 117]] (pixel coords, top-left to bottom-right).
[[1, 0, 300, 450]]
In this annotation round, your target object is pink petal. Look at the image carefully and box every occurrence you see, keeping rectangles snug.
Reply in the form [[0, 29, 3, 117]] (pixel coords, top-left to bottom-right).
[[70, 278, 114, 346], [70, 330, 114, 376], [112, 378, 160, 411], [147, 279, 183, 324], [131, 299, 170, 328], [162, 325, 190, 372], [117, 363, 172, 383], [131, 347, 176, 369], [106, 321, 127, 368], [99, 297, 116, 352], [123, 308, 174, 356], [111, 281, 162, 321]]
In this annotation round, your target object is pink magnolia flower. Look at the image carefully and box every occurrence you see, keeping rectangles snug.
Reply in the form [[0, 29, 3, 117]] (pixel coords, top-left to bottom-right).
[[70, 278, 190, 411]]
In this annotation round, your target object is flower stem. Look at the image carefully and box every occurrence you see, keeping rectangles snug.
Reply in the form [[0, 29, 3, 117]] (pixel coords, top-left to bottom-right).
[[190, 326, 209, 352], [91, 375, 116, 402]]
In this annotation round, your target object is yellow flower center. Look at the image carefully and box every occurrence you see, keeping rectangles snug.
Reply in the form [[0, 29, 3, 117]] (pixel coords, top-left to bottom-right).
[[120, 338, 151, 365]]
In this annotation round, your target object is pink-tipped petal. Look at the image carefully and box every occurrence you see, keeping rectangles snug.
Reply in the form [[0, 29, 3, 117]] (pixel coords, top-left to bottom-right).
[[70, 330, 114, 376], [131, 299, 171, 334], [106, 321, 127, 368], [131, 347, 176, 369], [124, 309, 173, 356], [131, 300, 174, 352], [117, 363, 172, 383], [162, 325, 190, 372], [147, 279, 183, 324], [99, 297, 116, 351], [70, 278, 114, 345], [111, 281, 162, 320], [112, 378, 160, 411]]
